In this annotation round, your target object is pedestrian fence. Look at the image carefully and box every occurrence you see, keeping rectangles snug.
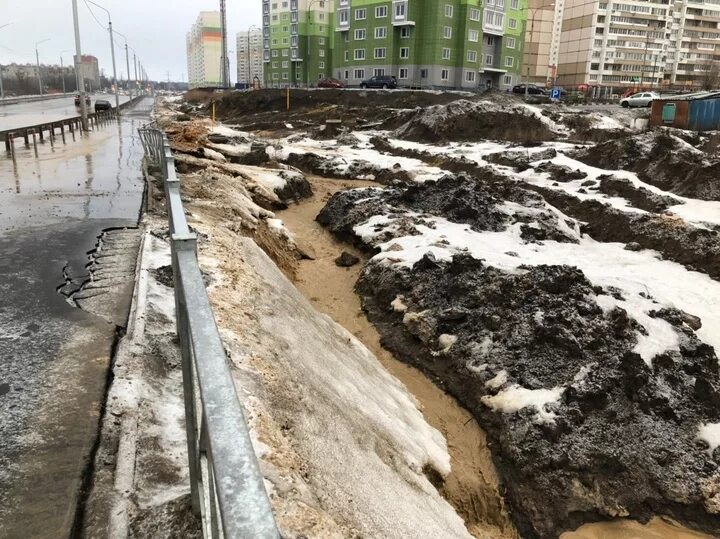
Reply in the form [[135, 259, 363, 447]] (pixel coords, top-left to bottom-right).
[[138, 126, 280, 539]]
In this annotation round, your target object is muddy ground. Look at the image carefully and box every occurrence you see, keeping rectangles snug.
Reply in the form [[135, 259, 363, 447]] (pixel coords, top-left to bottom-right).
[[155, 91, 720, 539]]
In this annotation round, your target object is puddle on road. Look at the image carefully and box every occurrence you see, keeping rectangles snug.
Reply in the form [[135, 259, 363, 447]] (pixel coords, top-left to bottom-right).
[[278, 175, 713, 539]]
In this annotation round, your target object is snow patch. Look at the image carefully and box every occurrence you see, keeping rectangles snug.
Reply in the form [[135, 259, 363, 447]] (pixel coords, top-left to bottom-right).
[[481, 384, 564, 423], [697, 422, 720, 455]]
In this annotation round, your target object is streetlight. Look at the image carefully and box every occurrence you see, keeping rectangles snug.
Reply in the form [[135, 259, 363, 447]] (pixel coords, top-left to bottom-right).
[[71, 0, 89, 130], [0, 23, 13, 99], [112, 28, 134, 98], [35, 38, 51, 95], [86, 0, 120, 110], [525, 1, 555, 99], [60, 50, 73, 94], [246, 25, 260, 87]]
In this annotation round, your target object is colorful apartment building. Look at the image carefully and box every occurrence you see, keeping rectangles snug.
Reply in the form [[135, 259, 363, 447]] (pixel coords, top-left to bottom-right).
[[238, 28, 265, 86], [187, 11, 223, 89], [262, 0, 527, 89]]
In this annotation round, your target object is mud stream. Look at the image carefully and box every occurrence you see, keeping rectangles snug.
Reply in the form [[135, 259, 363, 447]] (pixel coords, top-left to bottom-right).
[[278, 175, 712, 539]]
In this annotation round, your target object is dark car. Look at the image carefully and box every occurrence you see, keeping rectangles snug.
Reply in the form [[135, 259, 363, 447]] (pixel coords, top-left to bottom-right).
[[359, 75, 397, 89], [318, 78, 345, 89], [74, 94, 91, 106], [94, 99, 112, 112], [512, 84, 546, 96]]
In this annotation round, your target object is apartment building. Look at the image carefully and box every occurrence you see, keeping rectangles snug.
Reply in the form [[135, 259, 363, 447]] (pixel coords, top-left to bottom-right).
[[262, 0, 335, 86], [557, 0, 720, 90], [187, 11, 223, 89], [331, 0, 527, 89], [238, 28, 264, 85], [79, 55, 101, 91], [523, 0, 565, 84]]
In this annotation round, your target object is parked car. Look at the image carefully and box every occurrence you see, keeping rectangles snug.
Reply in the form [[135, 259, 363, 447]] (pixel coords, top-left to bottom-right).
[[317, 78, 345, 89], [74, 94, 91, 106], [94, 99, 112, 112], [512, 84, 546, 96], [359, 75, 397, 89], [620, 91, 659, 108]]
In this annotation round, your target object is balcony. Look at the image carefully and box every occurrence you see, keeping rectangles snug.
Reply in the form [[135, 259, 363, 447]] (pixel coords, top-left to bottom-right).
[[392, 0, 415, 26]]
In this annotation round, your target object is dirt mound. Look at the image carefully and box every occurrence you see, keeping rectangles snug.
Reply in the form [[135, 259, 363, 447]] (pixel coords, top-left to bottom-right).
[[354, 253, 720, 539], [391, 100, 557, 143], [572, 131, 720, 200], [535, 161, 588, 182], [596, 175, 680, 212], [485, 148, 557, 171], [214, 89, 475, 124]]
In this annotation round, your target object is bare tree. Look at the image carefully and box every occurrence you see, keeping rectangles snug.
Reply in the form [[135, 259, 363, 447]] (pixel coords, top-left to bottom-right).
[[700, 60, 720, 90]]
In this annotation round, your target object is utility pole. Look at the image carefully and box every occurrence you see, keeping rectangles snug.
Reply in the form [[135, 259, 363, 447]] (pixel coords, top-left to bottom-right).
[[220, 0, 229, 87], [125, 44, 131, 97], [35, 39, 50, 95], [72, 0, 88, 130], [134, 54, 138, 90], [87, 1, 119, 110], [60, 56, 66, 94]]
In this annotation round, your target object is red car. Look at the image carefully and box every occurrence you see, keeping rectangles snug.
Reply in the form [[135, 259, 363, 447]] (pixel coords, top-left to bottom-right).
[[317, 78, 345, 89]]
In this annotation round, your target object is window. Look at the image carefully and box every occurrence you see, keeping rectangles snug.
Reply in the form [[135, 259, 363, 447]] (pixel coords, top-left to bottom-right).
[[420, 68, 428, 78], [344, 70, 349, 79], [319, 61, 325, 69], [344, 50, 349, 61], [282, 72, 288, 79], [272, 49, 279, 57], [354, 49, 366, 60], [470, 8, 480, 21], [442, 48, 451, 60], [395, 3, 406, 17], [354, 69, 365, 79], [508, 18, 517, 29], [376, 5, 387, 17], [355, 8, 367, 20], [375, 26, 387, 38], [503, 75, 512, 85], [272, 61, 279, 68], [445, 4, 453, 17], [319, 49, 325, 57], [282, 61, 289, 67], [399, 68, 409, 79], [282, 49, 289, 56], [505, 56, 514, 67], [375, 47, 387, 59], [400, 47, 410, 59], [465, 71, 476, 82], [469, 29, 479, 42], [373, 68, 385, 76], [485, 54, 493, 65], [401, 27, 411, 38], [340, 10, 349, 23], [506, 37, 516, 49], [495, 12, 504, 25], [443, 26, 452, 39], [441, 69, 449, 80], [467, 50, 478, 62], [272, 73, 279, 80], [319, 37, 325, 45], [511, 0, 518, 8], [355, 29, 366, 40]]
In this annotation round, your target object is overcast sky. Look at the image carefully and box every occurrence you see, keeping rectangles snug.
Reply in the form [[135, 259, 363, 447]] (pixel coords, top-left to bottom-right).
[[0, 0, 262, 82]]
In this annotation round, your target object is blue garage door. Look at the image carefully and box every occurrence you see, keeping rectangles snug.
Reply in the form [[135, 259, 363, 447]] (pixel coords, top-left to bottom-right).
[[689, 98, 720, 131]]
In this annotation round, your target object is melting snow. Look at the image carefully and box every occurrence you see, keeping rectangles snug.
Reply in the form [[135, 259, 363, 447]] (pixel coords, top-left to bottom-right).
[[697, 423, 720, 455], [481, 384, 564, 423]]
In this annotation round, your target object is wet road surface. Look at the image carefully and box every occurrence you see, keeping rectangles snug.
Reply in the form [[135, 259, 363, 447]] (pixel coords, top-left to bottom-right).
[[0, 97, 152, 538], [0, 93, 131, 132]]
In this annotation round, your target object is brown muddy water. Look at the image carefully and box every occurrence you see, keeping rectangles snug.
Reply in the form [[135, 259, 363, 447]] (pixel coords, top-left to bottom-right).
[[278, 175, 713, 539]]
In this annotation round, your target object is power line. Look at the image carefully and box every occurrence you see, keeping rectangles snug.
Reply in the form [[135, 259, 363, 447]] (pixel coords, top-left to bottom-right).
[[83, 0, 107, 30]]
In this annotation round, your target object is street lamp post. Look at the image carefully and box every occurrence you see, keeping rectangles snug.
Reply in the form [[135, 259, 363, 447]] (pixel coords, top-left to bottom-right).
[[113, 29, 134, 98], [35, 39, 50, 95], [0, 23, 13, 99], [87, 0, 120, 110], [60, 52, 69, 94], [71, 0, 89, 130], [525, 1, 555, 99]]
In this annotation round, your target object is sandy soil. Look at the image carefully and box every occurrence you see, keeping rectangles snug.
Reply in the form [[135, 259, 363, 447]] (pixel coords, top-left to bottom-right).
[[278, 176, 517, 539]]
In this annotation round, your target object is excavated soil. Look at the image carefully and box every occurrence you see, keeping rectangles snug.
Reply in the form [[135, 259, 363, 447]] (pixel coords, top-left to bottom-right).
[[572, 131, 720, 201], [317, 174, 720, 539], [278, 175, 517, 539]]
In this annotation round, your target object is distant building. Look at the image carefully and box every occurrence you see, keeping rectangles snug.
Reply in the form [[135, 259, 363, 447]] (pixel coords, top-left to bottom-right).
[[187, 11, 223, 88], [237, 28, 264, 86], [79, 55, 101, 91], [522, 0, 565, 86]]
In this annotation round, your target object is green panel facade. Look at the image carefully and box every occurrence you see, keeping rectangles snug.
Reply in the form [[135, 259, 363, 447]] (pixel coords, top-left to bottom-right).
[[262, 0, 527, 89]]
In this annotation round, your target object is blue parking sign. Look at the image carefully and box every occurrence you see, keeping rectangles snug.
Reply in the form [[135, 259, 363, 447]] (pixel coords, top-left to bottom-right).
[[551, 87, 561, 100]]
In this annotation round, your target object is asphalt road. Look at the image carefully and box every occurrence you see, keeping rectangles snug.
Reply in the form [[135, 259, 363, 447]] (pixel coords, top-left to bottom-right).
[[0, 97, 152, 538], [0, 93, 131, 132]]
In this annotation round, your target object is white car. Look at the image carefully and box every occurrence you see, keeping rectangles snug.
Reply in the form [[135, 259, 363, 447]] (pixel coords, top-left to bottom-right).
[[620, 91, 659, 108]]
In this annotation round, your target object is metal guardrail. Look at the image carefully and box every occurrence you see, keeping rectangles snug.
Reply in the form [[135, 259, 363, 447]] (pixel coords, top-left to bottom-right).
[[138, 126, 280, 539]]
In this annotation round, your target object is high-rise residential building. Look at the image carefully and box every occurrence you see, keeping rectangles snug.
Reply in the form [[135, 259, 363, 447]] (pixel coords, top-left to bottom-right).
[[238, 28, 265, 86], [262, 0, 335, 86], [332, 0, 527, 89], [79, 55, 101, 91], [187, 11, 223, 89], [522, 0, 565, 85], [556, 0, 720, 90], [262, 0, 527, 90]]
